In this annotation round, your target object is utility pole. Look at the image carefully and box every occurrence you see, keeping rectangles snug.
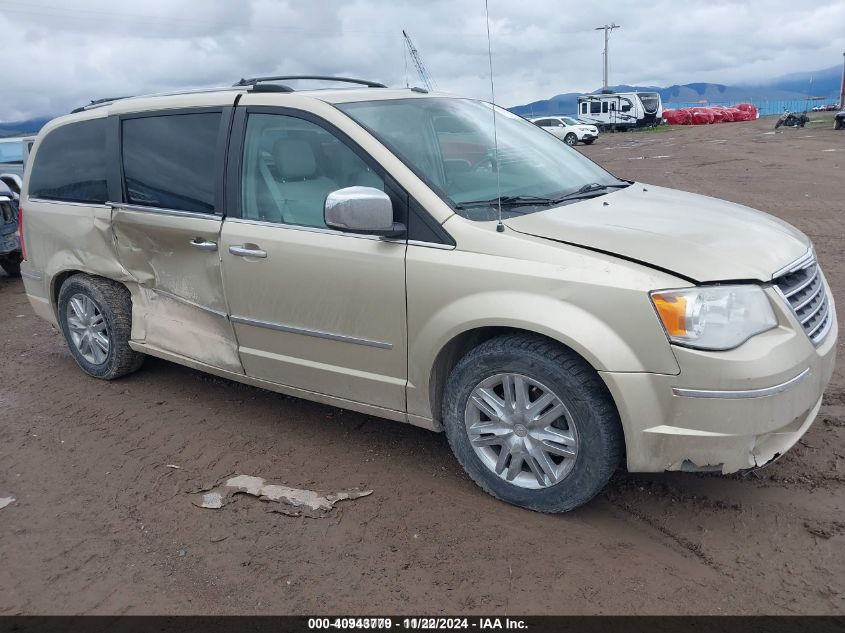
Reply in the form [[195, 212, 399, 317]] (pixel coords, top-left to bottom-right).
[[595, 23, 620, 92], [839, 52, 845, 110]]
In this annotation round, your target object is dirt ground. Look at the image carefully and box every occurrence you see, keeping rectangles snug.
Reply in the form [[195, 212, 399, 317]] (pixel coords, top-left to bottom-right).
[[0, 115, 843, 615]]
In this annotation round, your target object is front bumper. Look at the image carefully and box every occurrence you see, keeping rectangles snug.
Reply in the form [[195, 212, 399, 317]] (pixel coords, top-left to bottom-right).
[[601, 289, 838, 473]]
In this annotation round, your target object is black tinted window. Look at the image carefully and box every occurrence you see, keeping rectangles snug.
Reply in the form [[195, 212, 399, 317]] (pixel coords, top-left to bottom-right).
[[29, 119, 108, 203], [590, 101, 601, 114], [122, 112, 220, 213]]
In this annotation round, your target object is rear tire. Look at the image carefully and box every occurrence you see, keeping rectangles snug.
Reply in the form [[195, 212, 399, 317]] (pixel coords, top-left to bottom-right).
[[564, 133, 578, 147], [441, 333, 623, 513], [57, 274, 145, 380], [0, 253, 21, 277]]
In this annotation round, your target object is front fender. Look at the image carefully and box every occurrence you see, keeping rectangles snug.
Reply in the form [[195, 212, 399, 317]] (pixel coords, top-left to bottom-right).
[[406, 289, 681, 422]]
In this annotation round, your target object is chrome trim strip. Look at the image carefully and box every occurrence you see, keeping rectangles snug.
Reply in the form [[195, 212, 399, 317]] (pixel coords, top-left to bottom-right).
[[672, 368, 810, 399], [408, 239, 456, 250], [150, 287, 228, 319], [807, 300, 830, 336], [792, 275, 823, 311], [27, 197, 109, 209], [783, 266, 819, 299], [225, 217, 385, 241], [230, 315, 392, 349], [801, 294, 827, 325], [107, 202, 219, 221], [20, 269, 42, 281], [810, 309, 833, 344], [772, 248, 815, 279]]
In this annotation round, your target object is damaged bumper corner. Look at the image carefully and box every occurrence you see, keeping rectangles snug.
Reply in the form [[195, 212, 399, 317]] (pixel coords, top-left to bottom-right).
[[600, 316, 837, 475]]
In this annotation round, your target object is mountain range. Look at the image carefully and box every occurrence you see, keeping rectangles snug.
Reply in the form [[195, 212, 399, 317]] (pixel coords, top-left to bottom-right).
[[509, 64, 843, 117], [1, 65, 842, 134]]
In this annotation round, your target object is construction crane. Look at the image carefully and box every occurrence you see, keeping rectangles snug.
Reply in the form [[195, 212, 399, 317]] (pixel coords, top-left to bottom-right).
[[402, 30, 436, 91]]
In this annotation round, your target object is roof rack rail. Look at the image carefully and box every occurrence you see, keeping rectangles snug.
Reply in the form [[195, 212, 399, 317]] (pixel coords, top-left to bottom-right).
[[233, 75, 387, 90], [70, 95, 134, 114]]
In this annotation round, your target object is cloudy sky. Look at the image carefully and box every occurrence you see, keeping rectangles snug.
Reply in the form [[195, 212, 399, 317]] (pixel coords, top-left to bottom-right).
[[3, 0, 844, 121]]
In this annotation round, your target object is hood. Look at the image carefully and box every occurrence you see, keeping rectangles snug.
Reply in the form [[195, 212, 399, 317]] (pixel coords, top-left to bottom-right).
[[505, 183, 810, 283]]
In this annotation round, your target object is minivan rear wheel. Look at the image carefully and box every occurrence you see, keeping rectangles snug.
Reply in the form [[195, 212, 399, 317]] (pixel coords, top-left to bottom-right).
[[441, 333, 623, 512], [57, 275, 144, 380]]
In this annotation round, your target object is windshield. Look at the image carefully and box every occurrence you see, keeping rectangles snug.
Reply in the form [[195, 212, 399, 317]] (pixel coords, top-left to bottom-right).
[[639, 93, 660, 114], [562, 117, 580, 126], [0, 140, 23, 164], [338, 98, 621, 220]]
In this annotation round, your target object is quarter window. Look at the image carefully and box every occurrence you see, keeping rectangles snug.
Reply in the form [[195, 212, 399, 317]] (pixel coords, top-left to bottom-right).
[[241, 113, 385, 228], [122, 112, 221, 213], [28, 118, 108, 204]]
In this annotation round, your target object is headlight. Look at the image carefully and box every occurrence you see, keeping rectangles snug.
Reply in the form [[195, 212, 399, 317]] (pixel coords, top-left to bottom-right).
[[650, 285, 777, 350]]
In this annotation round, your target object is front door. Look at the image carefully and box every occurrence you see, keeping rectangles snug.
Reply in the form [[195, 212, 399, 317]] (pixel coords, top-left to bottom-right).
[[111, 108, 243, 373], [219, 109, 407, 412]]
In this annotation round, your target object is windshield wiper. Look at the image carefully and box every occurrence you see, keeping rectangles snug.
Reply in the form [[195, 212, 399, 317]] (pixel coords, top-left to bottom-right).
[[454, 183, 630, 210], [454, 194, 564, 210], [552, 181, 630, 202]]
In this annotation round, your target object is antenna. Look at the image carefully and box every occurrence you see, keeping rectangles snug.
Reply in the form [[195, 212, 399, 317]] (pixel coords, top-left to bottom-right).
[[485, 0, 504, 233]]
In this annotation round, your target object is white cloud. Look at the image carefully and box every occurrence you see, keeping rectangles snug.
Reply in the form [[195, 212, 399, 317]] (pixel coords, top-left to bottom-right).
[[2, 0, 844, 120]]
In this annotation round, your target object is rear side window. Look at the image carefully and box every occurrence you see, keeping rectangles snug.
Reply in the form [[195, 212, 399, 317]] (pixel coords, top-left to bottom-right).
[[122, 112, 221, 214], [29, 119, 108, 204]]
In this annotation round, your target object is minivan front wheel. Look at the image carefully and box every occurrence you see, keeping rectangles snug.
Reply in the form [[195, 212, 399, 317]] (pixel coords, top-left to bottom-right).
[[442, 334, 623, 512], [57, 275, 144, 380]]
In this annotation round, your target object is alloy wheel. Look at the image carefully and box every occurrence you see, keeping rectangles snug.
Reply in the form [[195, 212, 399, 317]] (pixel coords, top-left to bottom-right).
[[464, 373, 579, 489], [66, 293, 110, 365]]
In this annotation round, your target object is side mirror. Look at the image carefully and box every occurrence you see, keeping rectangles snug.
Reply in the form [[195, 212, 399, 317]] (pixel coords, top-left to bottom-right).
[[324, 186, 405, 237]]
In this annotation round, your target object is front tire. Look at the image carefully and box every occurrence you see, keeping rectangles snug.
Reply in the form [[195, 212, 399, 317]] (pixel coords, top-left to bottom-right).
[[57, 274, 145, 379], [564, 133, 578, 146], [441, 334, 623, 513], [582, 139, 596, 145], [836, 117, 843, 131]]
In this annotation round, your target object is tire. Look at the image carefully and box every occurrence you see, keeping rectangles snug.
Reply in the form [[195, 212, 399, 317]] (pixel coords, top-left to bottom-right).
[[564, 133, 578, 147], [441, 333, 623, 513], [582, 139, 596, 145], [0, 253, 21, 277], [57, 274, 145, 380], [836, 117, 843, 131]]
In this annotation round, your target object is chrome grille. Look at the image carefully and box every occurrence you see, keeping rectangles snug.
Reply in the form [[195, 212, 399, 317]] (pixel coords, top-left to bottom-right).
[[773, 253, 831, 346]]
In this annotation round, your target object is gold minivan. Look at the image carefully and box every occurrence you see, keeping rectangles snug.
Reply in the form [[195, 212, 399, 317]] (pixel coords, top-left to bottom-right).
[[19, 77, 837, 512]]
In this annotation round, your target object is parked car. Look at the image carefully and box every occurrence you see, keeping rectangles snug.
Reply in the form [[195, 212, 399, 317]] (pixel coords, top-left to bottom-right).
[[835, 110, 845, 130], [19, 78, 837, 512], [0, 180, 20, 277], [530, 116, 599, 145], [0, 136, 26, 179]]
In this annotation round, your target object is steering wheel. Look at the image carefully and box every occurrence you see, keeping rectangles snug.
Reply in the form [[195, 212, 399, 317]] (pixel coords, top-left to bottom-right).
[[469, 151, 497, 173]]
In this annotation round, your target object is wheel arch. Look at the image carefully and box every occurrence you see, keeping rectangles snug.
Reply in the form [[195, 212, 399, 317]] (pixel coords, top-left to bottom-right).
[[426, 325, 621, 433]]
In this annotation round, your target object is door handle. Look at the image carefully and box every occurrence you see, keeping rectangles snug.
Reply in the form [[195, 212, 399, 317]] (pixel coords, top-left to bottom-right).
[[190, 238, 218, 252], [229, 245, 267, 258]]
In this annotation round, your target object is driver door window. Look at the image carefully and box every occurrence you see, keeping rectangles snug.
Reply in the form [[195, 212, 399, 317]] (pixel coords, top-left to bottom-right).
[[241, 114, 385, 228]]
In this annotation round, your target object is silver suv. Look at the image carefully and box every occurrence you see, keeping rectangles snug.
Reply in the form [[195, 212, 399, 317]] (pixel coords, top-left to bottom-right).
[[19, 77, 837, 512]]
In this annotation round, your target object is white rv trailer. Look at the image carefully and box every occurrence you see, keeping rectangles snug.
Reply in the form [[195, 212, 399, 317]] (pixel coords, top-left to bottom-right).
[[576, 92, 663, 130]]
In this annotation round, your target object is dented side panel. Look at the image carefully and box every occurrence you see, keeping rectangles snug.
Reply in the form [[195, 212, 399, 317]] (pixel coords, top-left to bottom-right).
[[111, 207, 243, 374], [21, 199, 130, 320]]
